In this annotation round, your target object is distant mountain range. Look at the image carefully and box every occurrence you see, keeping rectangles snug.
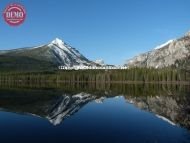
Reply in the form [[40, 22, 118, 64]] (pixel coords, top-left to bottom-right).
[[1, 31, 190, 72], [125, 31, 190, 69], [0, 38, 97, 71]]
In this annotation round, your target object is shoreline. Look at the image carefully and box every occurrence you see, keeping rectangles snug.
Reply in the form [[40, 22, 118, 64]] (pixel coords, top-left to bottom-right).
[[0, 80, 189, 85]]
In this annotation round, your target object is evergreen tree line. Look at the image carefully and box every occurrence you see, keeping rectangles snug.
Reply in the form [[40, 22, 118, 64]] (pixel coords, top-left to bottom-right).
[[0, 68, 189, 83]]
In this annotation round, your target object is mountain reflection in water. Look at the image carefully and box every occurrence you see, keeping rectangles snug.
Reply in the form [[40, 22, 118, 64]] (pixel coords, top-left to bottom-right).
[[0, 83, 189, 130]]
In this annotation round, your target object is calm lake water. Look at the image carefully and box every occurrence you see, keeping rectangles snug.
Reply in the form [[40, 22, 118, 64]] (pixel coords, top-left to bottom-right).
[[0, 83, 190, 143]]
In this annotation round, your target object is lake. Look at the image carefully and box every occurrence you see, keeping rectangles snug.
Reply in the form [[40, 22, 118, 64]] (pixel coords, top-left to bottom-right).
[[0, 83, 190, 143]]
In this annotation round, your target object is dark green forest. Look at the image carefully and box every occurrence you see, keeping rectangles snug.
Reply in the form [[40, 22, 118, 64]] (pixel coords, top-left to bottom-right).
[[0, 68, 189, 83]]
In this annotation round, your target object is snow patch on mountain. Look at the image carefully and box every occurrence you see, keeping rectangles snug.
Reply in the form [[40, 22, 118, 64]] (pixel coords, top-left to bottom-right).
[[51, 38, 65, 46], [156, 114, 176, 126], [94, 59, 105, 65], [154, 39, 174, 50]]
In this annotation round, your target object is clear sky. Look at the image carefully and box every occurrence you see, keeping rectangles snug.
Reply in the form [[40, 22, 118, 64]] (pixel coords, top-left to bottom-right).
[[0, 0, 190, 65]]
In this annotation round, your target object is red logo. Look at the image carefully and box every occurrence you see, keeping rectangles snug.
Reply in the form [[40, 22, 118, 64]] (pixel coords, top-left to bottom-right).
[[3, 3, 26, 26]]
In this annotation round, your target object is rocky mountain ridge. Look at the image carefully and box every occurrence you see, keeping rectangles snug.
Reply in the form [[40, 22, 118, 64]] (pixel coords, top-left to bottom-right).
[[125, 31, 190, 68]]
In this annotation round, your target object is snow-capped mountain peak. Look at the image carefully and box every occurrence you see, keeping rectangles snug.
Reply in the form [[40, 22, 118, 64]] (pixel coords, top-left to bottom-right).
[[46, 38, 96, 66], [0, 37, 97, 68], [49, 38, 70, 51], [51, 38, 65, 47]]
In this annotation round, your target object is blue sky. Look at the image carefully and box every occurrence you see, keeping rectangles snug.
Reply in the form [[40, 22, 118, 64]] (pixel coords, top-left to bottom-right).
[[0, 0, 190, 65]]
